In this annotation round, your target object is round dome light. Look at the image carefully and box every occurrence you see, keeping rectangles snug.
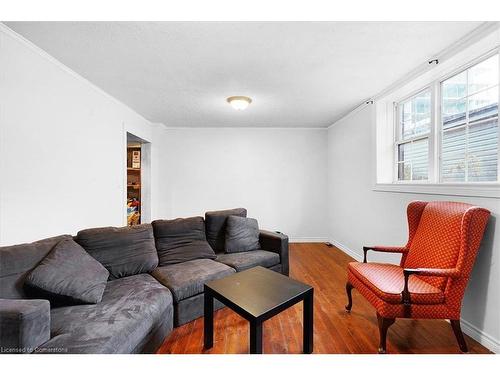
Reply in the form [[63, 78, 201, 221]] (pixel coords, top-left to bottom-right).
[[227, 96, 252, 110]]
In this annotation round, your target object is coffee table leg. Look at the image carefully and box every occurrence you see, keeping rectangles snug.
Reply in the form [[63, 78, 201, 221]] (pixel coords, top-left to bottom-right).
[[303, 289, 313, 354], [204, 288, 214, 349], [250, 320, 263, 354]]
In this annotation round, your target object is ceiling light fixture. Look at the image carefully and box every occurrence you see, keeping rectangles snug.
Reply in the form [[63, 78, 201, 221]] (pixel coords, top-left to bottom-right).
[[227, 96, 252, 110]]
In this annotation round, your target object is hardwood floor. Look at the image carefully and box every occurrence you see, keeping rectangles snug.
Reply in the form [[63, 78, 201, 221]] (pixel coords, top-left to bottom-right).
[[157, 243, 491, 354]]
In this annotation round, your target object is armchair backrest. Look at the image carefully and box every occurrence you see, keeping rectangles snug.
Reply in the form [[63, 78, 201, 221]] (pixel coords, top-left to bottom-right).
[[402, 201, 490, 294]]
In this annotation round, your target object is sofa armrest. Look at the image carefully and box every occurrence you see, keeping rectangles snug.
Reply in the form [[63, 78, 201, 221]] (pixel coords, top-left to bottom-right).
[[259, 230, 289, 276], [0, 299, 51, 353]]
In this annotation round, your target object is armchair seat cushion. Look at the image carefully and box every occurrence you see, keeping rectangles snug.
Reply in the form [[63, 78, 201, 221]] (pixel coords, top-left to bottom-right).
[[348, 262, 444, 305], [216, 250, 280, 272], [151, 259, 235, 303]]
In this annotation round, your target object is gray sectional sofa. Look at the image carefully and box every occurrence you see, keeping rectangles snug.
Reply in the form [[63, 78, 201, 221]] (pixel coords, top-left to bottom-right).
[[0, 208, 289, 354]]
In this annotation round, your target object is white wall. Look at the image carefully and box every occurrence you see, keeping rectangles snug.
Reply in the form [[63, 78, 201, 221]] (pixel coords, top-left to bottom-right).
[[0, 25, 156, 245], [327, 105, 500, 352], [0, 24, 328, 245], [153, 127, 328, 241]]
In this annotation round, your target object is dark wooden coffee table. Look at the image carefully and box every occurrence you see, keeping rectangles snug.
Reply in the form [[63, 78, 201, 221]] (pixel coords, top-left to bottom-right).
[[203, 266, 313, 354]]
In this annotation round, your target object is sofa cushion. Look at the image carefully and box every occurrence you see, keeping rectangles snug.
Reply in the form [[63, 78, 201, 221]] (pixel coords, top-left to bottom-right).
[[225, 216, 260, 253], [37, 273, 173, 354], [151, 259, 235, 303], [0, 235, 73, 299], [25, 238, 109, 305], [152, 217, 216, 266], [216, 250, 280, 272], [76, 224, 158, 279], [205, 208, 247, 252]]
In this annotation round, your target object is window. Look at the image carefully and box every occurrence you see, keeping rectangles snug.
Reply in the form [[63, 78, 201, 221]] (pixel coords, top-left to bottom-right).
[[441, 54, 499, 182], [396, 90, 431, 181], [391, 52, 499, 185]]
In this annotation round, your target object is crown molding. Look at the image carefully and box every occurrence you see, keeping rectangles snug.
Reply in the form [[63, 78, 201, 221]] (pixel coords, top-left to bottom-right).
[[159, 125, 328, 130], [328, 21, 500, 129], [0, 22, 153, 126]]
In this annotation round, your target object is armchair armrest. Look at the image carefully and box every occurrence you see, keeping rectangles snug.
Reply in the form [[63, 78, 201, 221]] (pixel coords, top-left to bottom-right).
[[403, 267, 461, 279], [259, 230, 289, 276], [0, 299, 51, 353], [362, 246, 407, 263], [402, 267, 460, 311]]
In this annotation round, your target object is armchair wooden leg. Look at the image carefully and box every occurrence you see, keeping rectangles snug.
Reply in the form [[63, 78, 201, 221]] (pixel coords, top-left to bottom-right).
[[450, 319, 468, 353], [376, 313, 395, 354], [345, 282, 353, 311]]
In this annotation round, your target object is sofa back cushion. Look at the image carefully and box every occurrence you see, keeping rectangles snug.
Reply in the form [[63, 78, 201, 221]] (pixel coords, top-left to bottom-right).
[[205, 208, 247, 252], [152, 217, 216, 266], [76, 224, 158, 279], [0, 235, 72, 299]]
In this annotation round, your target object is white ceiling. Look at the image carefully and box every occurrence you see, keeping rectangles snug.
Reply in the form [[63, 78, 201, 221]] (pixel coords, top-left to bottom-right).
[[5, 22, 484, 128]]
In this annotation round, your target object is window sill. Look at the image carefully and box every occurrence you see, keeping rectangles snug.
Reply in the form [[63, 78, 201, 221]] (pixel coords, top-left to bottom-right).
[[373, 183, 500, 199]]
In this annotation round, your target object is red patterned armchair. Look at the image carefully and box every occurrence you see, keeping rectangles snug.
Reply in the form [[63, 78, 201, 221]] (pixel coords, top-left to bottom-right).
[[345, 201, 490, 353]]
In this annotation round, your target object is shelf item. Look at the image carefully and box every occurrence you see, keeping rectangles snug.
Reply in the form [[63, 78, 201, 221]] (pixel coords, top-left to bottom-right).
[[127, 145, 142, 226], [127, 197, 140, 226], [132, 150, 141, 169]]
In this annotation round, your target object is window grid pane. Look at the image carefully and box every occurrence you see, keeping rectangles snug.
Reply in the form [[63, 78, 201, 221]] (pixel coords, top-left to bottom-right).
[[400, 90, 431, 141], [440, 54, 499, 183], [397, 138, 429, 181], [442, 127, 467, 182], [468, 119, 499, 182]]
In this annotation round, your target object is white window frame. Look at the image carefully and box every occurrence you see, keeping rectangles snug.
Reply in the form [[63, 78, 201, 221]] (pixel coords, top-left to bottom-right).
[[393, 87, 434, 183], [374, 36, 500, 199]]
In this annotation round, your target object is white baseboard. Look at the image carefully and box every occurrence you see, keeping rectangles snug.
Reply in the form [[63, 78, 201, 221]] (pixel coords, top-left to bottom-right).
[[290, 237, 329, 243], [459, 318, 499, 353], [328, 238, 363, 261], [329, 237, 499, 354]]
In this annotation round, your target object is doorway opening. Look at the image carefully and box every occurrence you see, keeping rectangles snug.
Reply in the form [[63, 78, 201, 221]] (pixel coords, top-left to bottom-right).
[[126, 133, 151, 226]]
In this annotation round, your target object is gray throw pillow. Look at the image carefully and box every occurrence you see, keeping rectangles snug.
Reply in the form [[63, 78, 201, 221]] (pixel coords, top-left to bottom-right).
[[205, 208, 247, 252], [152, 216, 216, 266], [25, 238, 109, 305], [0, 234, 72, 299], [225, 216, 261, 253]]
